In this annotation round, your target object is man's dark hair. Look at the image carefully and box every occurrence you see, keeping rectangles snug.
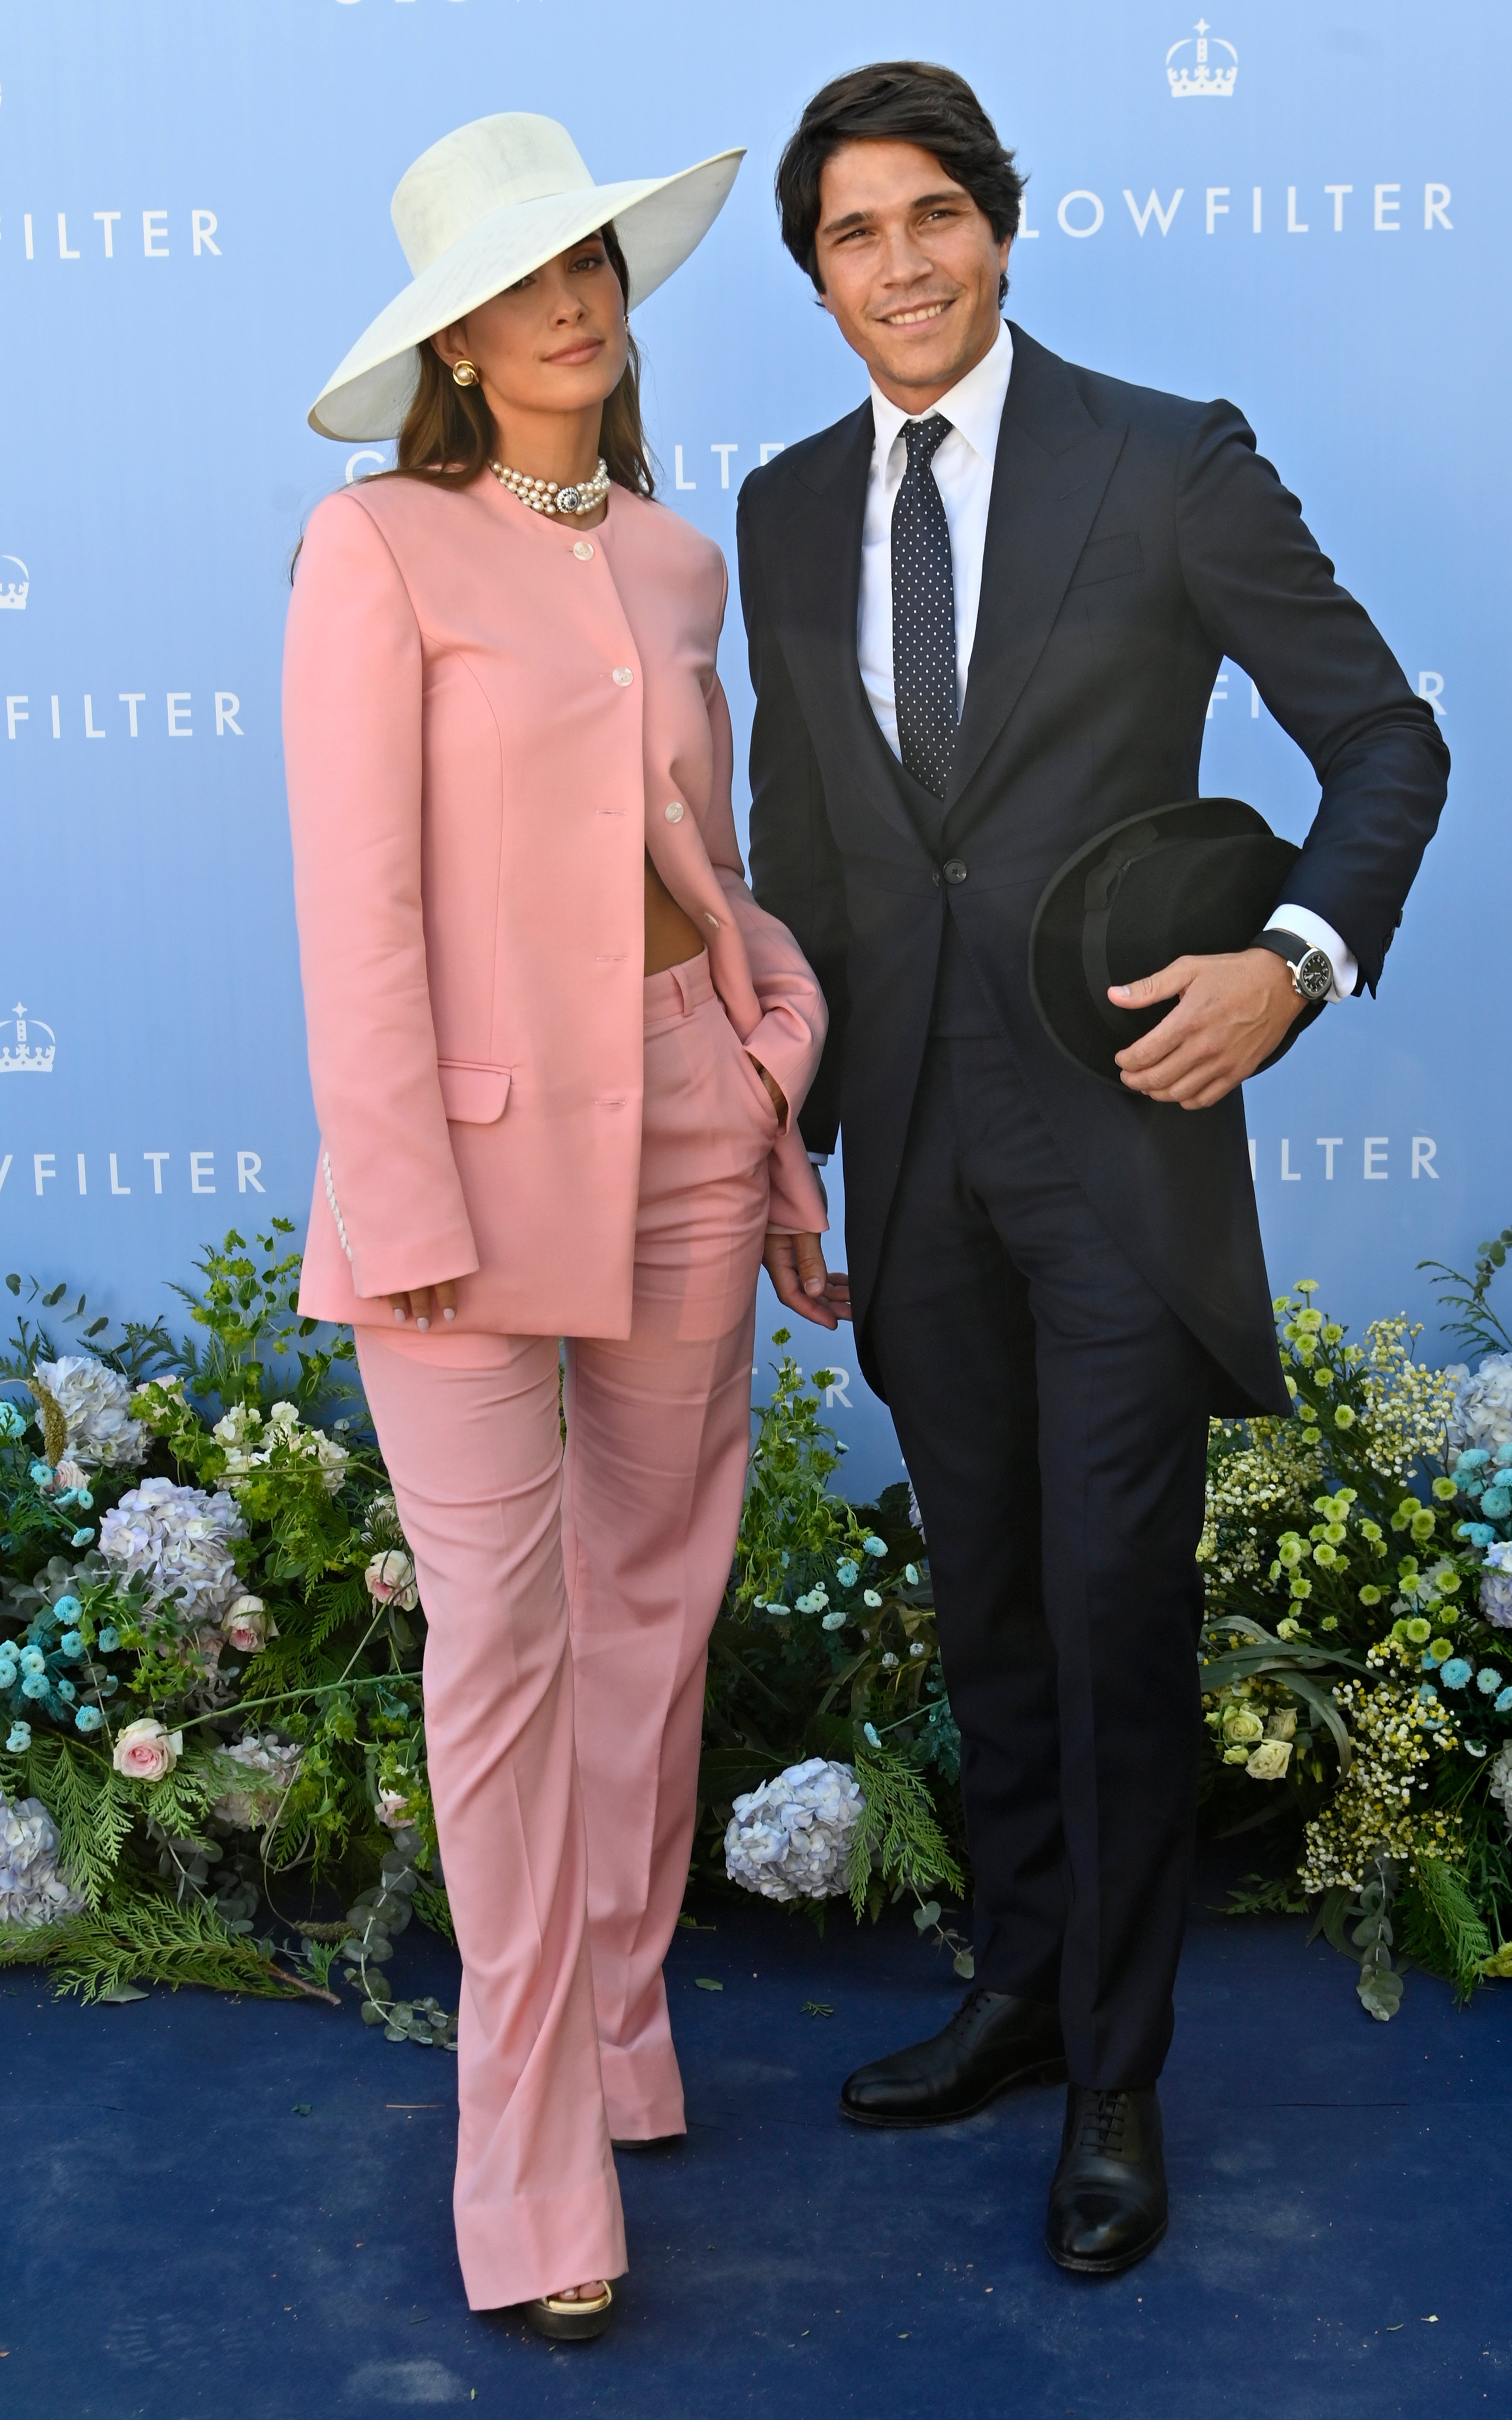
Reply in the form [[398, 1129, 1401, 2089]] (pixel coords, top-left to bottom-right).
[[775, 61, 1023, 295]]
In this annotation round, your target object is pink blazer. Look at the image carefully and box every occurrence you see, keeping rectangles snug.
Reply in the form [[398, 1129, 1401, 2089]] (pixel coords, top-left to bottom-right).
[[283, 471, 828, 1339]]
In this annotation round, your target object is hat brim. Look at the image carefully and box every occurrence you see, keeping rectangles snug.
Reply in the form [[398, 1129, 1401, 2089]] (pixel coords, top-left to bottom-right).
[[1029, 797, 1310, 1089], [309, 148, 744, 441]]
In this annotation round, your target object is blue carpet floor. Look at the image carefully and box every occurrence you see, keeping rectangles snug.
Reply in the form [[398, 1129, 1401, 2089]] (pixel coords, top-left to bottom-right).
[[4, 1874, 1509, 2420]]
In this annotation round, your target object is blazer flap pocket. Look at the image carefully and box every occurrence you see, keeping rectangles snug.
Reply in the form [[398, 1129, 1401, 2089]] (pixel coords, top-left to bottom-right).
[[1068, 530, 1145, 590], [437, 1061, 511, 1124]]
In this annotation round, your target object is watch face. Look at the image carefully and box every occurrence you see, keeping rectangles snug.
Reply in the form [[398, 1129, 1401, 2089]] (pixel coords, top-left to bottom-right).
[[1294, 948, 1333, 1002]]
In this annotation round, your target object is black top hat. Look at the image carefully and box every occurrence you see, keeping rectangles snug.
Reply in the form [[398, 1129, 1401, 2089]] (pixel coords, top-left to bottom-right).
[[1029, 797, 1314, 1088]]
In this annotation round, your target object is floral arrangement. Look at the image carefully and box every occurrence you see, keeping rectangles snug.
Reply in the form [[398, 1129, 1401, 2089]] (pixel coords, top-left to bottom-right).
[[9, 1222, 1512, 2038], [0, 1227, 452, 2043], [1198, 1247, 1512, 2017]]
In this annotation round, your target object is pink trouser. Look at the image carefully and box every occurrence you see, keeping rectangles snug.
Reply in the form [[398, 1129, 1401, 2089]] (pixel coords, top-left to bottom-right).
[[354, 955, 772, 2309]]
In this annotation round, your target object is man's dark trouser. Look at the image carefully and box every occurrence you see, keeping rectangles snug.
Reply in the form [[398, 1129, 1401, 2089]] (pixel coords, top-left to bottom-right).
[[867, 1031, 1213, 2090]]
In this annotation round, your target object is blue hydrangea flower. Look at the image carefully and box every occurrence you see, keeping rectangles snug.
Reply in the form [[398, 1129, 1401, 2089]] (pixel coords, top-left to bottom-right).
[[73, 1488, 93, 1510], [19, 1646, 45, 1676], [1478, 1666, 1505, 1696], [862, 1536, 887, 1559], [862, 1722, 881, 1748], [1481, 1491, 1512, 1521], [1497, 1442, 1512, 1467], [1460, 1523, 1498, 1547], [29, 1460, 52, 1487], [1456, 1449, 1492, 1471], [863, 1589, 883, 1608], [6, 1721, 31, 1752], [1439, 1658, 1474, 1690], [821, 1611, 846, 1632], [53, 1596, 81, 1621], [836, 1560, 859, 1588], [59, 1632, 84, 1658], [0, 1400, 27, 1440], [54, 1677, 76, 1704], [70, 1527, 94, 1547], [96, 1627, 119, 1654], [75, 1705, 104, 1733], [904, 1564, 920, 1586], [1497, 1688, 1512, 1716], [20, 1673, 50, 1700]]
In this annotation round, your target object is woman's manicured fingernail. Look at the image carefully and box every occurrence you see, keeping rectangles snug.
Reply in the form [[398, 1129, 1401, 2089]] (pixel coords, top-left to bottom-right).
[[393, 1307, 406, 1322], [415, 1316, 430, 1331], [442, 1307, 456, 1321]]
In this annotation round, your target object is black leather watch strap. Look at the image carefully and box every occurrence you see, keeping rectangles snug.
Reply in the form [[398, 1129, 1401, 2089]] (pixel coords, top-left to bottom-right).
[[1248, 929, 1314, 966]]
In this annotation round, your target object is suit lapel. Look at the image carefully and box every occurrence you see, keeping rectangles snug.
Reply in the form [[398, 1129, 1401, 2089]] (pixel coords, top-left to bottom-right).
[[764, 402, 926, 852], [945, 326, 1128, 817]]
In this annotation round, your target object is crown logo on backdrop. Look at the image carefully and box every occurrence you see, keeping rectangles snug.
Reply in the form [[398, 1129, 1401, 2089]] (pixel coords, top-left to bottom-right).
[[1167, 19, 1238, 98], [0, 1005, 56, 1074], [0, 556, 29, 611]]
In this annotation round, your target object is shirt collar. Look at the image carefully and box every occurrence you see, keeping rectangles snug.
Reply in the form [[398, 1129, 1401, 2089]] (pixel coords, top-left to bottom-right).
[[869, 318, 1014, 471]]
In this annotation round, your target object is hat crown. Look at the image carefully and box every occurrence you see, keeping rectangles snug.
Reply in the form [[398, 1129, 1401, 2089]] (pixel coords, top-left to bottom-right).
[[391, 114, 595, 275]]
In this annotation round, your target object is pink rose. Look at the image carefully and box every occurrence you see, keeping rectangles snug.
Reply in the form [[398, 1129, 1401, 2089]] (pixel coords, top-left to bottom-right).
[[365, 1550, 419, 1612], [224, 1594, 275, 1655], [112, 1716, 183, 1783]]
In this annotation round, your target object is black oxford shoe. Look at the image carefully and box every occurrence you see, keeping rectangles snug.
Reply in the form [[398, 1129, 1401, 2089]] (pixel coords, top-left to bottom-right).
[[839, 1988, 1066, 2128], [1045, 2084, 1168, 2275]]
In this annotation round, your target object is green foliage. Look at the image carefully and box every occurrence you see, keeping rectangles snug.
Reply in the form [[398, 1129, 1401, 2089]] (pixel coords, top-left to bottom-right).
[[1219, 1872, 1309, 1918], [847, 1741, 964, 1915], [0, 1897, 300, 2003], [1420, 1230, 1512, 1359], [166, 1220, 356, 1418], [3, 1734, 138, 1911], [1399, 1856, 1494, 2004]]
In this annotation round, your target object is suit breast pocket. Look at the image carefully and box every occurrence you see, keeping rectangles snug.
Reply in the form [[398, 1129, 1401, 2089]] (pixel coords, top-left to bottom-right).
[[1067, 531, 1145, 591]]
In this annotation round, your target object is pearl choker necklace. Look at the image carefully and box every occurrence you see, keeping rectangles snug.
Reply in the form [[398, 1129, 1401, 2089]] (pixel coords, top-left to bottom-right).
[[489, 456, 610, 517]]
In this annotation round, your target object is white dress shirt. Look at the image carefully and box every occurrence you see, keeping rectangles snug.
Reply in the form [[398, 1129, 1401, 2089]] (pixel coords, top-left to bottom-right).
[[854, 320, 1356, 1001]]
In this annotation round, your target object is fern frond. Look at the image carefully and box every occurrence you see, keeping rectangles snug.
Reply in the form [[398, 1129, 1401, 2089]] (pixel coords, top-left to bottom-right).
[[0, 1895, 298, 2002], [1410, 1856, 1493, 2004], [848, 1743, 963, 1916]]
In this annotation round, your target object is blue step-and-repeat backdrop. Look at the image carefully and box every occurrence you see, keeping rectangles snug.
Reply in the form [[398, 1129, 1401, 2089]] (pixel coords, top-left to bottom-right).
[[0, 2, 1500, 1497]]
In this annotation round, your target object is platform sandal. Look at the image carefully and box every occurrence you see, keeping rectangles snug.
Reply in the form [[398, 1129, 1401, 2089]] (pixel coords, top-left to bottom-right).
[[522, 2282, 614, 2342]]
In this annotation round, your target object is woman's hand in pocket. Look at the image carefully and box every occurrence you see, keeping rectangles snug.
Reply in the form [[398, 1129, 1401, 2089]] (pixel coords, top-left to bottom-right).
[[386, 1279, 460, 1332], [747, 1055, 787, 1124]]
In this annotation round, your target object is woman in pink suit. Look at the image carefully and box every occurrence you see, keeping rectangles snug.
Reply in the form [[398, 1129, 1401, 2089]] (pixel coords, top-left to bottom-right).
[[284, 114, 840, 2338]]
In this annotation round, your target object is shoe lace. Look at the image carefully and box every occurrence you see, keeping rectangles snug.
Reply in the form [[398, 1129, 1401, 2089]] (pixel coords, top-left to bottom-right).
[[1075, 2090, 1131, 2157]]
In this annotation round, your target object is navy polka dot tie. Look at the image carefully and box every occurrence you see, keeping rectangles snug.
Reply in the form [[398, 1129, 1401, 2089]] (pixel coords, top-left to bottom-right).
[[891, 413, 957, 797]]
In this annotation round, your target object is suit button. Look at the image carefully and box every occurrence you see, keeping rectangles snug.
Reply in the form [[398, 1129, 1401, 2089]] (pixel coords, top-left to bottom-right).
[[612, 666, 634, 686], [943, 858, 968, 885], [573, 540, 595, 560]]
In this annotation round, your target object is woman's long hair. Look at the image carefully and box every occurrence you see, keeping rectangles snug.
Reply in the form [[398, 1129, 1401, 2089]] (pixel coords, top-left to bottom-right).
[[391, 222, 654, 496]]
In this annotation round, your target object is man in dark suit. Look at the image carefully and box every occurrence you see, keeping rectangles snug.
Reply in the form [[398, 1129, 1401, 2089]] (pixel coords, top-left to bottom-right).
[[740, 61, 1448, 2274]]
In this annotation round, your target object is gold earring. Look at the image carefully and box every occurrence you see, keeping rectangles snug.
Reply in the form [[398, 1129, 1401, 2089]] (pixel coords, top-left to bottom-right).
[[452, 359, 480, 388]]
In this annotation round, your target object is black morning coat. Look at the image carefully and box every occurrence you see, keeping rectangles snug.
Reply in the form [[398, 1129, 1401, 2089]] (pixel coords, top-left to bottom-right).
[[738, 323, 1451, 1418]]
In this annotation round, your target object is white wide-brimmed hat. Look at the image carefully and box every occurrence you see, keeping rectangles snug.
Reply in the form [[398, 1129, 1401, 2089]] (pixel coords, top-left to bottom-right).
[[309, 113, 744, 441]]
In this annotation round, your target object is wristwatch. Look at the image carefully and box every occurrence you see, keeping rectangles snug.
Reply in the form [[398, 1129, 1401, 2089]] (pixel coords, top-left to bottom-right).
[[1250, 927, 1334, 1004]]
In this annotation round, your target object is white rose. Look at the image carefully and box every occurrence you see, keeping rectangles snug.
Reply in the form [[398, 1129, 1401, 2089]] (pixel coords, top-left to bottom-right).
[[112, 1716, 183, 1783], [1245, 1740, 1292, 1782], [224, 1594, 276, 1654], [365, 1550, 419, 1612]]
